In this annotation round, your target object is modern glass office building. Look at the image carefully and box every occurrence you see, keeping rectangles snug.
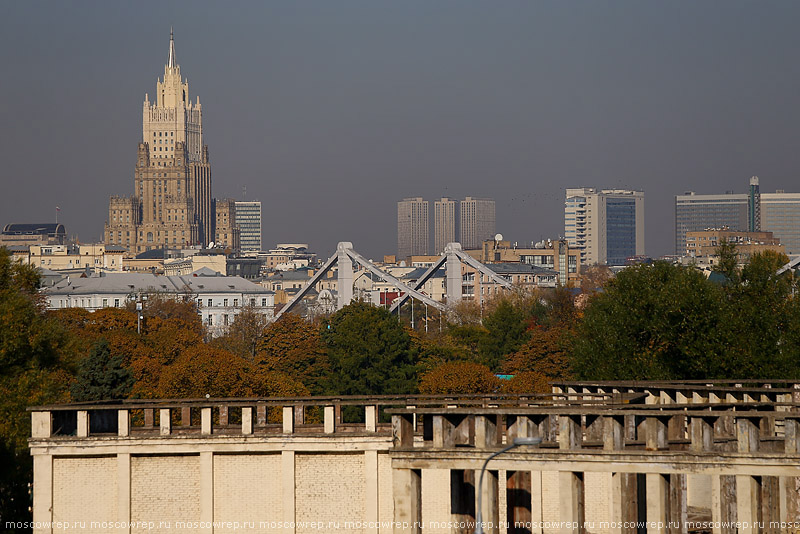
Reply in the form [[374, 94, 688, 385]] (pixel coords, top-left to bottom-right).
[[234, 201, 262, 253], [761, 193, 800, 254], [674, 192, 748, 254]]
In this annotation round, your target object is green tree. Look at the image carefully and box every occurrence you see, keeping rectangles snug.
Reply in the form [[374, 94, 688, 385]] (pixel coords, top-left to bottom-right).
[[478, 298, 531, 370], [572, 262, 731, 380], [255, 313, 330, 394], [70, 339, 133, 401], [0, 248, 72, 529], [321, 301, 417, 395]]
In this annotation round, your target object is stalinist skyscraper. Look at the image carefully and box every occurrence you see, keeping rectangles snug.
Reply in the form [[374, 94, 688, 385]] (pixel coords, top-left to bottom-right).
[[105, 30, 214, 253]]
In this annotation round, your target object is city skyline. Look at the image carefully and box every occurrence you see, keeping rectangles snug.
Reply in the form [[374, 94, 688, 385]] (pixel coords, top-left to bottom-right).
[[4, 3, 800, 258]]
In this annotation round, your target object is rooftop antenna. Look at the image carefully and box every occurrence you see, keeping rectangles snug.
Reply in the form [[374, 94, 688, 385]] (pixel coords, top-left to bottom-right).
[[242, 185, 247, 200]]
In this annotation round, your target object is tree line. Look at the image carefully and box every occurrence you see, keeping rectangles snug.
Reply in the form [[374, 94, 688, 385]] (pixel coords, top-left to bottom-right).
[[2, 245, 799, 527]]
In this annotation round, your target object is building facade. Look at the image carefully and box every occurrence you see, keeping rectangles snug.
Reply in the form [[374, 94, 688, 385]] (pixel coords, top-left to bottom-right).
[[433, 197, 457, 254], [675, 177, 800, 256], [459, 197, 495, 250], [565, 188, 644, 266], [761, 192, 800, 255], [234, 201, 262, 253], [105, 31, 213, 254], [397, 197, 429, 259], [684, 229, 784, 269], [0, 223, 66, 247], [213, 198, 240, 250], [44, 271, 274, 337], [674, 192, 749, 255]]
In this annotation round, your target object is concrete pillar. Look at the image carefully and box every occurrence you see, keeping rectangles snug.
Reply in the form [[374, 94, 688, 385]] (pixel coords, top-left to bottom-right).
[[32, 454, 53, 534], [475, 415, 500, 534], [445, 243, 462, 304], [242, 407, 253, 435], [711, 475, 737, 534], [735, 475, 760, 534], [337, 242, 354, 308], [256, 404, 267, 426], [761, 476, 780, 531], [159, 408, 171, 436], [668, 474, 688, 534], [603, 416, 625, 451], [118, 410, 130, 437], [559, 471, 584, 534], [324, 406, 336, 433], [645, 416, 668, 450], [364, 450, 379, 534], [77, 410, 89, 437], [475, 414, 499, 449], [558, 415, 581, 450], [282, 451, 296, 534], [31, 411, 51, 438], [559, 414, 584, 534], [690, 416, 714, 453], [393, 414, 415, 448], [433, 414, 458, 448], [365, 405, 378, 432], [199, 452, 213, 534], [218, 405, 228, 426], [201, 407, 212, 435], [784, 419, 800, 522], [605, 416, 634, 534], [118, 453, 131, 533], [646, 474, 668, 534], [144, 408, 154, 428], [283, 406, 294, 433], [393, 468, 422, 534], [736, 418, 761, 533]]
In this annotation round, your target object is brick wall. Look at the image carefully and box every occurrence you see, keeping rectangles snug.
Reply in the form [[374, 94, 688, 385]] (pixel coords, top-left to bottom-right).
[[584, 472, 611, 534], [541, 471, 560, 534], [295, 452, 365, 534], [213, 453, 282, 534], [421, 468, 450, 534], [131, 455, 200, 534], [53, 457, 117, 532]]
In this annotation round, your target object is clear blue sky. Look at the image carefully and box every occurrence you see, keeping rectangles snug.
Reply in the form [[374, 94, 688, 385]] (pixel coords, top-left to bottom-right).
[[3, 1, 800, 258]]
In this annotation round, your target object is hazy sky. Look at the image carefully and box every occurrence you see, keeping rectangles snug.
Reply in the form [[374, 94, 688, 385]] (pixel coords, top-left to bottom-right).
[[3, 1, 800, 258]]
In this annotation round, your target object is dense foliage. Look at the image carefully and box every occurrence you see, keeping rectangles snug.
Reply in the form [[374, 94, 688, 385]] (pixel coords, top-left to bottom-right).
[[4, 244, 800, 528]]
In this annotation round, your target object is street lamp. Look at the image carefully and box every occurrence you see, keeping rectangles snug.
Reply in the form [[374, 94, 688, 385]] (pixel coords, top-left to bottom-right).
[[475, 436, 542, 534]]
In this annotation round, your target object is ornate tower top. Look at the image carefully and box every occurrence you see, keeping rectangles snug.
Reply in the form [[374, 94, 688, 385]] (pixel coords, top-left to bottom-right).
[[168, 27, 176, 69], [142, 28, 204, 163]]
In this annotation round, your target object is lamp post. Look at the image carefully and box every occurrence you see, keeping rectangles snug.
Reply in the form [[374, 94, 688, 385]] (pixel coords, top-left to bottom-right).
[[475, 436, 542, 534]]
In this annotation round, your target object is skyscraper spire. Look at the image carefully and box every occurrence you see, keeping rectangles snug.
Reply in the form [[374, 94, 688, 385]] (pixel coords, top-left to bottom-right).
[[168, 27, 176, 68]]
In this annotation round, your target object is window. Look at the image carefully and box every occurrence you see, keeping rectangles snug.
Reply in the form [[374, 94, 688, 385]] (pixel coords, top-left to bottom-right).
[[250, 298, 256, 306], [114, 299, 120, 307], [233, 298, 238, 307], [261, 298, 267, 307], [102, 299, 108, 307], [208, 299, 213, 307], [223, 314, 229, 326], [207, 315, 212, 326], [223, 299, 228, 307]]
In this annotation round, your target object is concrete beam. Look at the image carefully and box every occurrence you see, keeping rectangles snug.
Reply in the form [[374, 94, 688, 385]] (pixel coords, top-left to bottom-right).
[[393, 469, 421, 533]]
